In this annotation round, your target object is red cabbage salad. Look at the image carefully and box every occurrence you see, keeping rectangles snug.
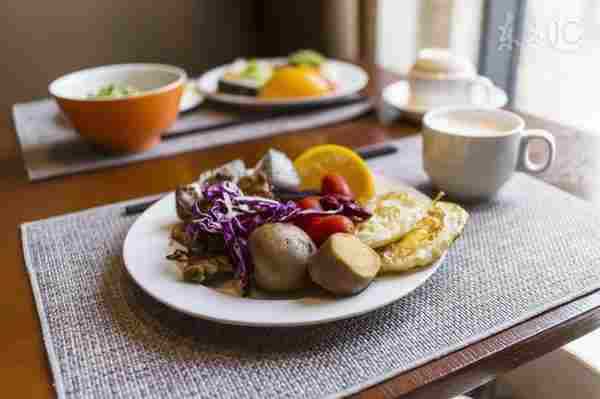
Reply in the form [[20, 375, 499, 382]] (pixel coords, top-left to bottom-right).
[[183, 181, 371, 292]]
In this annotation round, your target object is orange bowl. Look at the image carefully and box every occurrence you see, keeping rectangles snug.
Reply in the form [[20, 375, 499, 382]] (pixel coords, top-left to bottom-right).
[[49, 64, 186, 153]]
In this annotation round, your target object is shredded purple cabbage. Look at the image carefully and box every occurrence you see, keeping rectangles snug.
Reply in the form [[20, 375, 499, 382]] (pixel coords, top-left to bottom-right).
[[185, 181, 371, 294]]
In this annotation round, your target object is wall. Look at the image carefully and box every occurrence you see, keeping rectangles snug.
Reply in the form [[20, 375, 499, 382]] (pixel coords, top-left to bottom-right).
[[258, 0, 359, 60], [0, 0, 258, 110]]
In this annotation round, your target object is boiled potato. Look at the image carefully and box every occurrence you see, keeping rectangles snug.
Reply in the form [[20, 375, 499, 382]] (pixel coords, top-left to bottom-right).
[[308, 233, 381, 296], [249, 223, 316, 292]]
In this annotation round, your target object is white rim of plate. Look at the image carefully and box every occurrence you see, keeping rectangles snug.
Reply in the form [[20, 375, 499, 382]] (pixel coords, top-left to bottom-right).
[[178, 80, 203, 112]]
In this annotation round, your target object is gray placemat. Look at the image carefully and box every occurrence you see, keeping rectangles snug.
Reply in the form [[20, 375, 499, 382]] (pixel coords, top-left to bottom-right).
[[21, 136, 600, 399], [12, 98, 371, 181]]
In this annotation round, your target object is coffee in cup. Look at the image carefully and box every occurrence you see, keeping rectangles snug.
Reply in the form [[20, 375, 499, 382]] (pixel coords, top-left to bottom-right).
[[422, 107, 556, 201]]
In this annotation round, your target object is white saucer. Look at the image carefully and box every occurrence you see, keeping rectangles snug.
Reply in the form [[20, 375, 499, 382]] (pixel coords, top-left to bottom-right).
[[382, 80, 508, 123]]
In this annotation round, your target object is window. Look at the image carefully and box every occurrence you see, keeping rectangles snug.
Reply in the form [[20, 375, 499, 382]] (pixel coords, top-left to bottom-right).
[[514, 0, 599, 131], [376, 0, 599, 132]]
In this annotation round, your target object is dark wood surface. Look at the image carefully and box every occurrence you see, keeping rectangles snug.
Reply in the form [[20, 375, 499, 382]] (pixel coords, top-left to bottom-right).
[[2, 64, 599, 398]]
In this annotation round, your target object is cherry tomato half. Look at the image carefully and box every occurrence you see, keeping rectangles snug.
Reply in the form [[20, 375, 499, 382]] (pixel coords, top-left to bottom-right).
[[321, 173, 353, 198], [296, 196, 323, 211], [302, 215, 354, 246], [294, 196, 323, 230]]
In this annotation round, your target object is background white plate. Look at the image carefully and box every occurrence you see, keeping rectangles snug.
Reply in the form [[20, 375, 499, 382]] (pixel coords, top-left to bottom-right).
[[178, 80, 203, 112], [123, 179, 445, 327], [196, 58, 369, 108]]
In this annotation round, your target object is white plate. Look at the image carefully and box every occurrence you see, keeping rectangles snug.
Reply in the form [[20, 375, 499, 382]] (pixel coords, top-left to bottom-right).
[[123, 179, 445, 327], [382, 80, 508, 123], [196, 58, 369, 108], [178, 80, 203, 112]]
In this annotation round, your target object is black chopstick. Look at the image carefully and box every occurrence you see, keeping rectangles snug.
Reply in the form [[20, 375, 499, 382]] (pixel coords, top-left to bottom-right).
[[124, 144, 397, 215], [124, 201, 158, 215], [356, 145, 397, 159]]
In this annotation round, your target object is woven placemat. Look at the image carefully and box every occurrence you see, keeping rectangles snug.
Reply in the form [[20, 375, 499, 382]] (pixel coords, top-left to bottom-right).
[[12, 98, 371, 181], [21, 137, 600, 398]]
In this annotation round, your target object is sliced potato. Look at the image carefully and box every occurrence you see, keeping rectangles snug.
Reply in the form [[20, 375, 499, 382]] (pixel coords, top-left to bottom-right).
[[249, 223, 316, 292], [308, 233, 381, 296], [378, 202, 468, 272], [356, 192, 430, 248]]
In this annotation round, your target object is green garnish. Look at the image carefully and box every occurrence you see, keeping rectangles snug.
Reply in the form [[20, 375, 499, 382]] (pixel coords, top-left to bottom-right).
[[238, 59, 272, 85], [288, 49, 326, 67], [88, 84, 141, 99]]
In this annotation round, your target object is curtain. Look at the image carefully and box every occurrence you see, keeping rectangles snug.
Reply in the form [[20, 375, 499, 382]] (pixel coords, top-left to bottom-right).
[[376, 0, 483, 73], [258, 0, 377, 62]]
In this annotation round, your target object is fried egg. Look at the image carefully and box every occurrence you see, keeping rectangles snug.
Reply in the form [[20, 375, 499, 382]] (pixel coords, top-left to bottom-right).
[[356, 192, 430, 248], [378, 201, 468, 272]]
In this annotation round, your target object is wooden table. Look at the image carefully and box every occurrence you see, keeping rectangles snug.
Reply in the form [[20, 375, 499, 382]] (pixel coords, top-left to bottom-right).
[[2, 65, 600, 398]]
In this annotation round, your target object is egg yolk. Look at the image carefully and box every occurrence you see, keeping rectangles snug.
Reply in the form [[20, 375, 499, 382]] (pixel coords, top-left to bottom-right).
[[259, 66, 332, 98]]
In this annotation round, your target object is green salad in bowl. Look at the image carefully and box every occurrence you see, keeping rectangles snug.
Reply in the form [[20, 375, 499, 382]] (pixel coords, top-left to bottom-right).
[[88, 83, 141, 99]]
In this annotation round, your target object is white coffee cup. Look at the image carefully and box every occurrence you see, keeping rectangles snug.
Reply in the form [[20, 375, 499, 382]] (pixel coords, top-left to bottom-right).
[[422, 107, 556, 201]]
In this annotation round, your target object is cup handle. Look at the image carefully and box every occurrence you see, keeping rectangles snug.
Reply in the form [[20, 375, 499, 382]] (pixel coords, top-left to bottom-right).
[[467, 76, 494, 106], [517, 129, 556, 174]]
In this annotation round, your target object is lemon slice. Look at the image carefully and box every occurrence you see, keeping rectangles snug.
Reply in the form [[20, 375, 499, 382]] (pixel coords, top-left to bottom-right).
[[293, 144, 375, 203]]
